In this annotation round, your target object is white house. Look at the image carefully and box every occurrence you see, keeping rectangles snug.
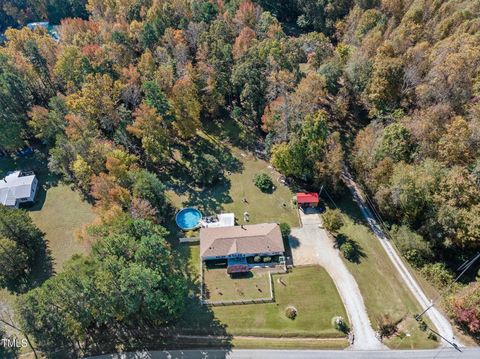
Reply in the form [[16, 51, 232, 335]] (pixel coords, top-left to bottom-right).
[[0, 171, 38, 208]]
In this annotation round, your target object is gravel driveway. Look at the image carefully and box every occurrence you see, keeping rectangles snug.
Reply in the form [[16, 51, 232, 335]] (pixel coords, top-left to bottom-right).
[[289, 208, 386, 350]]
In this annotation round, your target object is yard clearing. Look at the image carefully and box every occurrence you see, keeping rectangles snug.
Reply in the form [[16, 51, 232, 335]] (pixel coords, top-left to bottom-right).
[[203, 267, 272, 302], [29, 184, 95, 271], [335, 195, 438, 349]]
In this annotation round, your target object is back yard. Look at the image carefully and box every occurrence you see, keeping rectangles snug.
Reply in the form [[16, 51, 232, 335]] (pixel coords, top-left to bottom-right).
[[167, 134, 299, 227]]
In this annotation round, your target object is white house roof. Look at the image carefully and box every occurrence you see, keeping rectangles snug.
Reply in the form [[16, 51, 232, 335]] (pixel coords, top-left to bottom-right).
[[0, 171, 36, 206]]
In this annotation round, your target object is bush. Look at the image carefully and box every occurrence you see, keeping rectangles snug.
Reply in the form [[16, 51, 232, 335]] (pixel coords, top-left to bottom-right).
[[253, 173, 274, 193], [417, 318, 428, 332], [185, 230, 197, 238], [279, 222, 291, 240], [447, 282, 480, 338], [420, 263, 454, 289], [253, 255, 261, 263], [377, 314, 398, 338], [390, 225, 433, 268], [322, 208, 344, 233], [331, 316, 349, 333], [263, 256, 272, 263], [427, 332, 438, 341], [341, 241, 356, 261], [285, 306, 297, 320]]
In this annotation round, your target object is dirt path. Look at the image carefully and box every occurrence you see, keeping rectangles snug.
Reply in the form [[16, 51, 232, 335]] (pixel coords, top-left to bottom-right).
[[289, 208, 386, 350], [341, 170, 462, 349]]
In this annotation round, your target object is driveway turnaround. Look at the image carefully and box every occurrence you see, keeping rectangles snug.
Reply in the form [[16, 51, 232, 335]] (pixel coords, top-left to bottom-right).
[[289, 208, 385, 350], [342, 170, 462, 349]]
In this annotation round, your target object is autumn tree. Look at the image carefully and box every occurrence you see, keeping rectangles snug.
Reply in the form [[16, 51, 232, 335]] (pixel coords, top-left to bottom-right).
[[128, 102, 170, 165], [170, 74, 201, 139]]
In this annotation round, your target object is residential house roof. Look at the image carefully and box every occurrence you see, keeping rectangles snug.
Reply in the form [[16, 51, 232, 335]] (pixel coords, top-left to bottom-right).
[[0, 171, 37, 206], [200, 223, 284, 259]]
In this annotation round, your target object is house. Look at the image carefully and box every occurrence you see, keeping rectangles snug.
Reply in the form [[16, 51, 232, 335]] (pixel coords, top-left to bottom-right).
[[296, 192, 319, 208], [0, 171, 38, 208], [26, 22, 60, 40], [200, 223, 285, 272]]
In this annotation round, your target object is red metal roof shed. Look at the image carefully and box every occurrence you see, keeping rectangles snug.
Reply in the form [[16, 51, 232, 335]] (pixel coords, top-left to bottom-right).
[[296, 192, 319, 205]]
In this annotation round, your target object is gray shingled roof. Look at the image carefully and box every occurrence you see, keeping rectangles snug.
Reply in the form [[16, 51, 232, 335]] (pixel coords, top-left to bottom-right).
[[0, 171, 36, 206], [200, 223, 284, 258]]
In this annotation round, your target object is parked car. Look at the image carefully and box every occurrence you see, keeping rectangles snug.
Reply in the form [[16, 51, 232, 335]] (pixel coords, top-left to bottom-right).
[[15, 147, 34, 157]]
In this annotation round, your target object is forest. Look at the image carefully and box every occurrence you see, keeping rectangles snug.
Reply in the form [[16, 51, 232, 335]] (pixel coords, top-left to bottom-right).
[[0, 0, 479, 357]]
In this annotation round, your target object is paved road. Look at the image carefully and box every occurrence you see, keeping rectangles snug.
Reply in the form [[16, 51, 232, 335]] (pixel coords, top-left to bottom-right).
[[289, 208, 385, 350], [89, 348, 480, 359], [341, 170, 462, 348]]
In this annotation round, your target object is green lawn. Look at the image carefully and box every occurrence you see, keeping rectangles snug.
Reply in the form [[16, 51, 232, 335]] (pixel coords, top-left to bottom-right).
[[210, 266, 348, 337], [334, 195, 439, 349], [178, 244, 348, 339], [204, 267, 272, 301], [167, 142, 299, 227], [232, 337, 349, 349], [29, 184, 96, 271]]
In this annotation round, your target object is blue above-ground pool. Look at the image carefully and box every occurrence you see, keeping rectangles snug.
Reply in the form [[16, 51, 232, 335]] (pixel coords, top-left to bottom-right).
[[176, 207, 203, 230]]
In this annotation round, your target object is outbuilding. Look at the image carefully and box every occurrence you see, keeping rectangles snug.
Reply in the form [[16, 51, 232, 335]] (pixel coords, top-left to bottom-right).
[[296, 192, 319, 208]]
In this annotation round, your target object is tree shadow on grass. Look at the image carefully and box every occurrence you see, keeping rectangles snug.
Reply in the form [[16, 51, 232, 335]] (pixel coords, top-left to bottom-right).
[[335, 234, 367, 264], [184, 179, 233, 214]]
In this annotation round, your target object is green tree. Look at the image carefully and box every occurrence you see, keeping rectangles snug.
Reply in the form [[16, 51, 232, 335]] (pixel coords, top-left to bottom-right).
[[375, 123, 416, 163], [131, 170, 170, 220], [17, 217, 187, 357], [390, 225, 433, 267], [28, 96, 68, 146], [0, 236, 29, 288], [253, 173, 274, 193], [0, 206, 43, 257], [0, 53, 33, 152], [279, 222, 291, 240], [322, 208, 344, 234]]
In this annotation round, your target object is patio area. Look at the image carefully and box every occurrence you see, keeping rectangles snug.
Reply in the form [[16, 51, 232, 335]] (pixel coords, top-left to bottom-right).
[[200, 212, 235, 228]]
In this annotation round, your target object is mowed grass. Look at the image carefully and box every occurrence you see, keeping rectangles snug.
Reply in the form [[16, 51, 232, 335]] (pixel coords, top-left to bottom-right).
[[335, 195, 438, 349], [204, 267, 271, 301], [168, 145, 299, 227], [29, 184, 95, 271], [232, 337, 349, 349], [210, 266, 348, 337], [179, 245, 348, 339]]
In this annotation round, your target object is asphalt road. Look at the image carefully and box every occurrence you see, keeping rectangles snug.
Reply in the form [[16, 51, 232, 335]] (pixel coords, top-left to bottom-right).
[[89, 348, 480, 359]]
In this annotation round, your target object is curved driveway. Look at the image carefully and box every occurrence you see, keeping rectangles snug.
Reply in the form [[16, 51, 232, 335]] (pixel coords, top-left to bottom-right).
[[289, 208, 385, 350], [342, 170, 462, 348]]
